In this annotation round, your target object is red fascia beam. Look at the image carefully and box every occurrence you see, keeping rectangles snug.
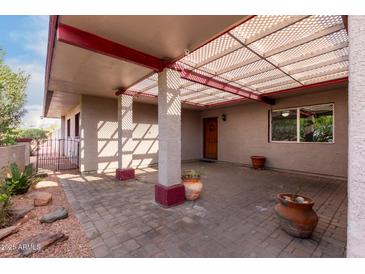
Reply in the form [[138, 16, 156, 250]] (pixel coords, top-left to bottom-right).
[[263, 77, 348, 97], [205, 77, 348, 108], [180, 70, 275, 105], [57, 23, 166, 72]]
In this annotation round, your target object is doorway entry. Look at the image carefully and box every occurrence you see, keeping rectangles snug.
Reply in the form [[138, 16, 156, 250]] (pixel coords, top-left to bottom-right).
[[203, 117, 218, 160]]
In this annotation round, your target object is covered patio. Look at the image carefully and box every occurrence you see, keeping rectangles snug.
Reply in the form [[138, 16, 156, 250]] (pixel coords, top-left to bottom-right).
[[42, 15, 365, 257], [60, 161, 347, 258]]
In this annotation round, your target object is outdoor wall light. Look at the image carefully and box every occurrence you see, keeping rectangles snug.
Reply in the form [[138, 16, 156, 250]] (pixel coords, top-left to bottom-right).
[[222, 113, 227, 121], [281, 111, 290, 117]]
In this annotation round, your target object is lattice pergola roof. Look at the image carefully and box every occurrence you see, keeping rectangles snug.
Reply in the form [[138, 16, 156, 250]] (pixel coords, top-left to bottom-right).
[[127, 15, 348, 107]]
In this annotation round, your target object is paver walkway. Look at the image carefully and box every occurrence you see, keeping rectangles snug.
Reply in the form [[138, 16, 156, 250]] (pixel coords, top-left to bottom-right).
[[60, 161, 347, 257]]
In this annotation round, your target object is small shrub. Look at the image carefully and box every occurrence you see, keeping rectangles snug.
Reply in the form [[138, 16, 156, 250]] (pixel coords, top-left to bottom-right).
[[5, 163, 39, 195], [0, 180, 10, 228]]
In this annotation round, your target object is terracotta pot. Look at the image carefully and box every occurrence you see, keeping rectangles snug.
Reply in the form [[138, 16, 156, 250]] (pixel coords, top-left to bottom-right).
[[274, 193, 318, 238], [183, 179, 203, 201], [250, 156, 266, 169]]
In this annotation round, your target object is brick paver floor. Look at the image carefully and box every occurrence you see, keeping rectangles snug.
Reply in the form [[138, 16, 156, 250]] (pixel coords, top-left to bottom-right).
[[59, 161, 347, 258]]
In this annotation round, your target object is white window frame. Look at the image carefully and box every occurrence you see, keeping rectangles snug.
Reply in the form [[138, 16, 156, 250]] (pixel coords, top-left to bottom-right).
[[270, 103, 335, 144]]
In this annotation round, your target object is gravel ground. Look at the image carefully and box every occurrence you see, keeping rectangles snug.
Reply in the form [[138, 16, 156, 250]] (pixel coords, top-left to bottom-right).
[[0, 174, 93, 258]]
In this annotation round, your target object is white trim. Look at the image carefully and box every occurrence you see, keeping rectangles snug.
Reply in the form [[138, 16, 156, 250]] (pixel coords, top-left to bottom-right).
[[270, 102, 335, 144]]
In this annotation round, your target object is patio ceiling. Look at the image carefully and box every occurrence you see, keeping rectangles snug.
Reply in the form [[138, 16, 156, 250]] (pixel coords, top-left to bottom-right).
[[128, 15, 348, 107], [44, 15, 348, 117], [45, 15, 247, 117]]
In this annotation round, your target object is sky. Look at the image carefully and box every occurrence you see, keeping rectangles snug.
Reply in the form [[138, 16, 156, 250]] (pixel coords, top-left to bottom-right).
[[0, 15, 60, 129]]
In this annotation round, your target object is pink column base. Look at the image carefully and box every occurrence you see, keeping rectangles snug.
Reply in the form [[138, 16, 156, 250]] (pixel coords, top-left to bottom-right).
[[155, 183, 185, 207], [116, 168, 135, 181]]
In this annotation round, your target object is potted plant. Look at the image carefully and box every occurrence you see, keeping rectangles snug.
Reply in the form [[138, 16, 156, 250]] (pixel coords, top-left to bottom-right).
[[274, 193, 318, 238], [250, 155, 266, 169], [182, 170, 203, 201]]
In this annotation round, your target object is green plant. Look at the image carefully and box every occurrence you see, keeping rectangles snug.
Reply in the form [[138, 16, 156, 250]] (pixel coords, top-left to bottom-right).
[[5, 163, 38, 195], [182, 170, 201, 180], [0, 180, 11, 228]]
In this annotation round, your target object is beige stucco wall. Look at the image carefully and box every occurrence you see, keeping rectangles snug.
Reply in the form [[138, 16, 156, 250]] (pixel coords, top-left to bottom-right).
[[76, 88, 347, 177], [0, 144, 30, 174], [202, 88, 348, 178], [79, 95, 202, 173]]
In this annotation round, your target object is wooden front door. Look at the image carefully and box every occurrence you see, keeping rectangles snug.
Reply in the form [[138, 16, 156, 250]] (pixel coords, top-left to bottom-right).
[[203, 117, 218, 159]]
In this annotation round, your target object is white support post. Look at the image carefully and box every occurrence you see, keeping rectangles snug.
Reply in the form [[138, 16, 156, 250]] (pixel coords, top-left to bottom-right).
[[116, 94, 135, 180], [348, 15, 365, 257], [155, 68, 185, 206]]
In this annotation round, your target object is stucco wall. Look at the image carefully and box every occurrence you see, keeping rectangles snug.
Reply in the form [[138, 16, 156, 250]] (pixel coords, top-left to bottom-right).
[[201, 88, 348, 178], [0, 144, 30, 174], [79, 95, 202, 173]]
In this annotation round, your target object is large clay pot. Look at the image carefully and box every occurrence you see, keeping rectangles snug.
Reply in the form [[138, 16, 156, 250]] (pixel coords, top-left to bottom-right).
[[274, 193, 318, 238], [250, 156, 266, 169], [183, 179, 203, 201]]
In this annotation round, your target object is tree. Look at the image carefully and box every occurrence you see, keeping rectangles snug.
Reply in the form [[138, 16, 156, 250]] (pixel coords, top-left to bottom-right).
[[0, 50, 29, 146], [15, 128, 48, 141]]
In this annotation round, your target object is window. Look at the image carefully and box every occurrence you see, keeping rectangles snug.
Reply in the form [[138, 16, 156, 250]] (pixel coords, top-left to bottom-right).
[[75, 113, 80, 138], [270, 103, 334, 143], [300, 104, 334, 142], [271, 109, 297, 141], [67, 119, 71, 137]]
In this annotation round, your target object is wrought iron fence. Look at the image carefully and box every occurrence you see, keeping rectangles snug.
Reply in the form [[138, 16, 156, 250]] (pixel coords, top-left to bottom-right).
[[35, 138, 80, 171]]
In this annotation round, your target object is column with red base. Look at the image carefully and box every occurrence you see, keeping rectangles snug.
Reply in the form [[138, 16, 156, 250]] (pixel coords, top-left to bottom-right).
[[155, 68, 185, 207], [116, 94, 135, 180]]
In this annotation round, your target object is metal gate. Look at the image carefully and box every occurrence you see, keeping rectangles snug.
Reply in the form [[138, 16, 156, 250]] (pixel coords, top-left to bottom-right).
[[35, 138, 80, 171]]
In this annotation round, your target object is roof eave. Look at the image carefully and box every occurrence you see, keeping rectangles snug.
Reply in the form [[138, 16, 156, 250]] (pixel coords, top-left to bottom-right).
[[43, 15, 58, 117]]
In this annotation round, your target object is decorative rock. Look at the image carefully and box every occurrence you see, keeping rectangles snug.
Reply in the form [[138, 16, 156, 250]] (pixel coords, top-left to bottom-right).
[[40, 207, 68, 223], [295, 196, 305, 204], [16, 211, 36, 226], [9, 204, 34, 223], [18, 232, 68, 257], [34, 180, 58, 189], [31, 192, 52, 206], [182, 217, 193, 224], [0, 225, 19, 240]]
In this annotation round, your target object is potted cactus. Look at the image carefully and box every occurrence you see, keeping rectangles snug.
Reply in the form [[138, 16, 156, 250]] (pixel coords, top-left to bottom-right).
[[182, 170, 203, 201]]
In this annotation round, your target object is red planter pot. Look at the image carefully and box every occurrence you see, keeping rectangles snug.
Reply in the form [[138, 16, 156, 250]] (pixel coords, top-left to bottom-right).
[[250, 156, 266, 169], [274, 193, 318, 238]]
